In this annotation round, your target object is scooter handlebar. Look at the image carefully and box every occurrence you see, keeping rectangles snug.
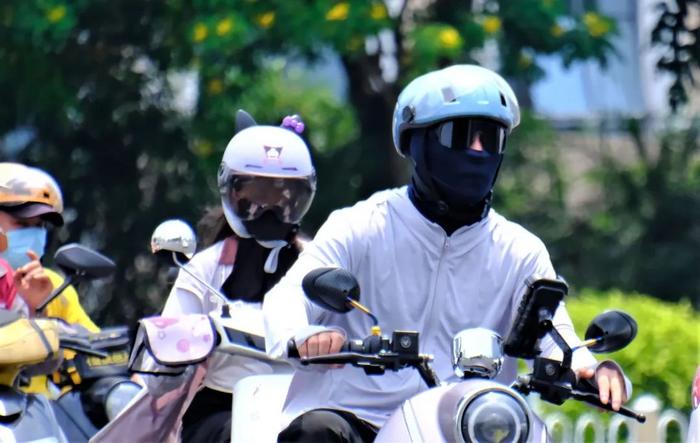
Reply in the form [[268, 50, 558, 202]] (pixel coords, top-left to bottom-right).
[[285, 337, 364, 358], [569, 389, 646, 423]]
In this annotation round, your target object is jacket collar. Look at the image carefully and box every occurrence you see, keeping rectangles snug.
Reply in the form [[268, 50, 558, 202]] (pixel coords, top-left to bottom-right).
[[391, 186, 497, 255]]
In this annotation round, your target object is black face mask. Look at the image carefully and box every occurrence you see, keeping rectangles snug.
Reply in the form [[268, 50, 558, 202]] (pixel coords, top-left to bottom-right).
[[412, 125, 503, 208], [242, 210, 297, 242]]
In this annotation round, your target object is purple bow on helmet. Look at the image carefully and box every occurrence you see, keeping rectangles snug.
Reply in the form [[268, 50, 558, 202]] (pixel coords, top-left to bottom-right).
[[281, 115, 305, 134]]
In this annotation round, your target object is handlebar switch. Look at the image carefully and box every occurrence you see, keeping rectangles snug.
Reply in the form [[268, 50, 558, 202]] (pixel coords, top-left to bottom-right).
[[391, 331, 419, 356]]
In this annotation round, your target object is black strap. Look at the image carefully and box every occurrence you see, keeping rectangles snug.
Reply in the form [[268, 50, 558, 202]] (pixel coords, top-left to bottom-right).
[[220, 237, 301, 303]]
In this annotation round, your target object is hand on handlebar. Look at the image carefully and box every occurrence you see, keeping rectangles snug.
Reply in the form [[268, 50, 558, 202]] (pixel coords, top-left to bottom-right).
[[577, 362, 627, 411], [297, 331, 346, 368]]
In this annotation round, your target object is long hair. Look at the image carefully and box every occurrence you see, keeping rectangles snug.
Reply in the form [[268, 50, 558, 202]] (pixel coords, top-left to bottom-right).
[[196, 206, 234, 249]]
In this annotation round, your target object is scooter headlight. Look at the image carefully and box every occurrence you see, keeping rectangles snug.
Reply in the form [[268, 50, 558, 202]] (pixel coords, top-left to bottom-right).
[[459, 391, 529, 443]]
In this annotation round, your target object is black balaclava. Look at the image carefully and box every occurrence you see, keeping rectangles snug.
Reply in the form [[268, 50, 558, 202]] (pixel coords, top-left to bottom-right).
[[242, 210, 297, 243], [220, 238, 300, 303], [222, 209, 300, 303], [408, 125, 504, 235]]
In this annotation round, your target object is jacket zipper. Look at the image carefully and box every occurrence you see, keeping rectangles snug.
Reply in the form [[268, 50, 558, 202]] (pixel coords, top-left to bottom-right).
[[424, 236, 449, 347]]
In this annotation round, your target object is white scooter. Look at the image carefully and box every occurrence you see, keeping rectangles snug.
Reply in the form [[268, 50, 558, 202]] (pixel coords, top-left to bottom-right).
[[91, 219, 292, 443], [281, 267, 646, 443]]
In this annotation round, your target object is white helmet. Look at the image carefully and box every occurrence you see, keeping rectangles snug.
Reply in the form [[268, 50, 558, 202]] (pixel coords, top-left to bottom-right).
[[217, 125, 316, 240], [392, 64, 520, 157]]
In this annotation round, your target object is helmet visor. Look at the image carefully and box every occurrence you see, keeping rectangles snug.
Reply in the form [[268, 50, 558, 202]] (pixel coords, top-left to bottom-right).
[[432, 118, 506, 155], [223, 175, 315, 224]]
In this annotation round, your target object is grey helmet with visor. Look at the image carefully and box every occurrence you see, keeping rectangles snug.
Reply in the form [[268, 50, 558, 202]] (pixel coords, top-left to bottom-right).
[[218, 125, 316, 241], [392, 64, 520, 157]]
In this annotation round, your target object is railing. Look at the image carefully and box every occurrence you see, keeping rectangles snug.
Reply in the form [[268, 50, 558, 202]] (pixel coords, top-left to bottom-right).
[[537, 394, 690, 442]]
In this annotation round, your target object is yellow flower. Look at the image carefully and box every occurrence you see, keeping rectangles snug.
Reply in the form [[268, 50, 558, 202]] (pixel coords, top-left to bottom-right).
[[438, 28, 461, 49], [207, 79, 224, 95], [47, 5, 66, 23], [582, 12, 610, 37], [326, 2, 349, 21], [550, 23, 564, 37], [193, 23, 208, 42], [482, 16, 501, 35], [370, 3, 387, 20], [216, 18, 233, 36], [256, 11, 275, 29]]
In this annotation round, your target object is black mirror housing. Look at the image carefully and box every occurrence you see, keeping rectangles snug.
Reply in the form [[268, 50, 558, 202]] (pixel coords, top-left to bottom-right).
[[301, 267, 360, 313], [54, 243, 116, 279], [584, 310, 638, 353]]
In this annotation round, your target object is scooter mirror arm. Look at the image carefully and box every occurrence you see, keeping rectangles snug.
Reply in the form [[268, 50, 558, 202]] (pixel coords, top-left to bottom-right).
[[37, 273, 80, 312], [171, 252, 230, 312], [541, 319, 573, 370]]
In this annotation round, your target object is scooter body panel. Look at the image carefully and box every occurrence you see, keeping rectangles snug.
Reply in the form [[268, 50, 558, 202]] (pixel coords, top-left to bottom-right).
[[52, 390, 99, 443], [0, 389, 67, 443], [231, 373, 294, 443], [376, 379, 550, 443]]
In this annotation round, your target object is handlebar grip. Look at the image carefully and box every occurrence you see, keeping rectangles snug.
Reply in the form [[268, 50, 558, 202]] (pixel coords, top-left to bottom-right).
[[341, 339, 365, 353], [287, 339, 300, 359]]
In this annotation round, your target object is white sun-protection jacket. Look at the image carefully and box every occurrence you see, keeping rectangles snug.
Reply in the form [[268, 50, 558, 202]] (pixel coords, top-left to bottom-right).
[[264, 186, 622, 427], [163, 239, 280, 393]]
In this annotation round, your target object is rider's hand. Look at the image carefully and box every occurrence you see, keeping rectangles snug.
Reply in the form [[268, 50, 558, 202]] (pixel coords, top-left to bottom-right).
[[14, 250, 52, 312], [298, 331, 345, 361], [577, 362, 627, 411]]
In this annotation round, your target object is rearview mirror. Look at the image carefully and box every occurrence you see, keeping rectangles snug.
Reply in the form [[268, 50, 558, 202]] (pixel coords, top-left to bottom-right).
[[150, 219, 196, 262], [54, 244, 116, 279], [301, 267, 360, 313], [150, 219, 230, 307], [38, 244, 115, 312], [584, 310, 637, 353]]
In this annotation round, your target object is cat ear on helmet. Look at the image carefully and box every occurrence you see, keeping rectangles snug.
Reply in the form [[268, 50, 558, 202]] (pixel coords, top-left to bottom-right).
[[235, 109, 257, 133]]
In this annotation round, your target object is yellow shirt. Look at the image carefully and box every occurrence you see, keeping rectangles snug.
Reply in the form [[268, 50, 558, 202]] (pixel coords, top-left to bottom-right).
[[22, 268, 99, 395]]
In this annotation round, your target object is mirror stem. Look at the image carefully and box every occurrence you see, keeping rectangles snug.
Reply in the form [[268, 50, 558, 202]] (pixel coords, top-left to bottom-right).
[[347, 298, 379, 326], [172, 252, 230, 306], [543, 319, 573, 369], [572, 337, 601, 351], [37, 273, 78, 312]]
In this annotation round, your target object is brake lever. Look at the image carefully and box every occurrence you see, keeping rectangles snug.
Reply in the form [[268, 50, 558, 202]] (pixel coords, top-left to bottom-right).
[[569, 389, 646, 423], [300, 352, 386, 367]]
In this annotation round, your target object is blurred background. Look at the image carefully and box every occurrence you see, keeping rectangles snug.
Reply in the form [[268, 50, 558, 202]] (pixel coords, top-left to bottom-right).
[[1, 0, 698, 433]]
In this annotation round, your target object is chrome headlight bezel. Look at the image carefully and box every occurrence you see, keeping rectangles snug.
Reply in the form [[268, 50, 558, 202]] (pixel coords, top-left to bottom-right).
[[452, 386, 531, 443], [452, 328, 504, 379]]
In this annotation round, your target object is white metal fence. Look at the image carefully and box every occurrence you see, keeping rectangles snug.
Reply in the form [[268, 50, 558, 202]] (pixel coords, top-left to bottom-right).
[[538, 394, 690, 442]]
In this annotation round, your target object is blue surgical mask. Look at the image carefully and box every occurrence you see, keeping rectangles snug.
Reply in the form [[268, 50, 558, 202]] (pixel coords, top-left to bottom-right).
[[0, 227, 47, 269]]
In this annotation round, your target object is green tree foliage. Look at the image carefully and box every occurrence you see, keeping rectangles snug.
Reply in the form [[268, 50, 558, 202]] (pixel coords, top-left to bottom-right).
[[651, 0, 700, 111], [563, 119, 700, 305], [537, 289, 699, 421], [0, 0, 620, 324], [494, 114, 700, 306]]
